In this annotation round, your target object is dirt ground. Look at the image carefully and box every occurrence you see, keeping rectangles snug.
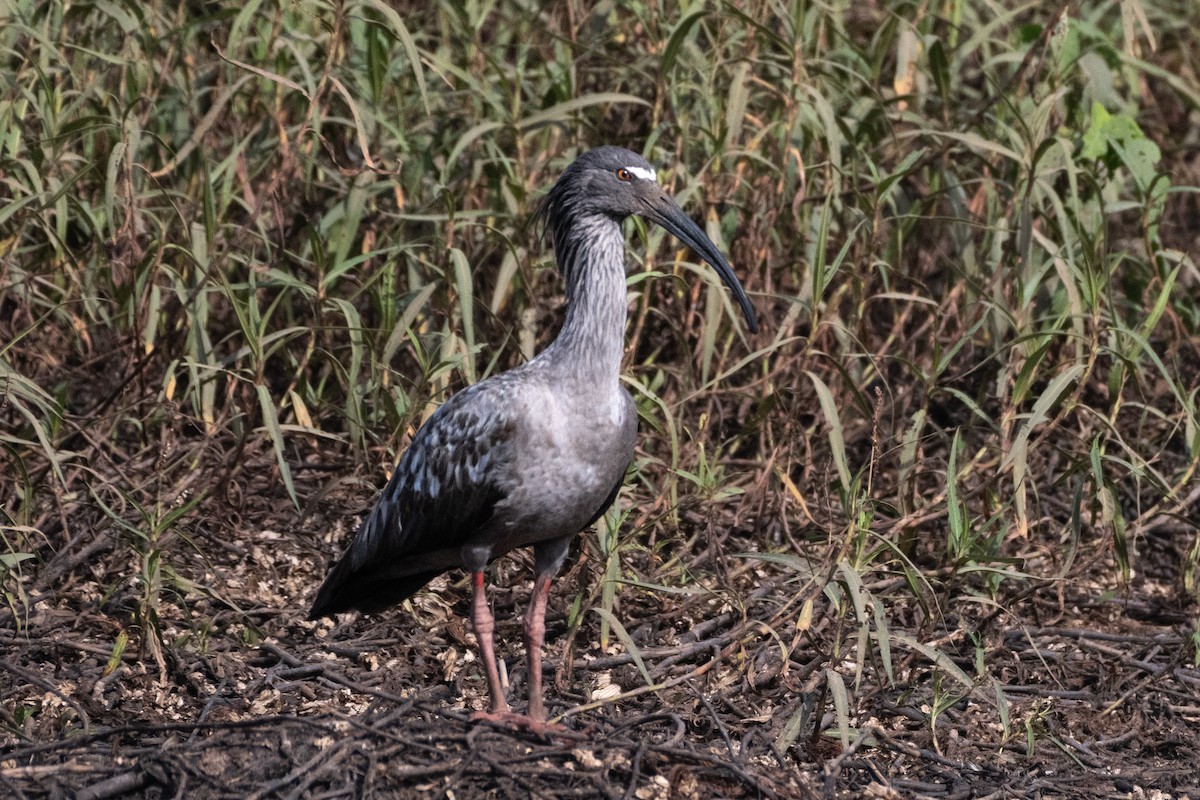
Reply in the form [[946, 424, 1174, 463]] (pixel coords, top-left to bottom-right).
[[2, 436, 1198, 799]]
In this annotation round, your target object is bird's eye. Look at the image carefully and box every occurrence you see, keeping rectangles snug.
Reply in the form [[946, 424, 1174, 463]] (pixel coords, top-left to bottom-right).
[[616, 168, 632, 182]]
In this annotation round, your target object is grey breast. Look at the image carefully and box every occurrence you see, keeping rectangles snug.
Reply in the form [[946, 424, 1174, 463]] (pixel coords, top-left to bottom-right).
[[476, 372, 636, 555]]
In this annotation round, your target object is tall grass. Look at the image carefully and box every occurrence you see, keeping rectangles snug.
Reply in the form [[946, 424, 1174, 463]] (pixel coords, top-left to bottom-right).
[[2, 0, 1198, 745]]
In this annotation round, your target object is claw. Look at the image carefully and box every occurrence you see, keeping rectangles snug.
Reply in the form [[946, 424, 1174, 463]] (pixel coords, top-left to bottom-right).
[[469, 710, 577, 740]]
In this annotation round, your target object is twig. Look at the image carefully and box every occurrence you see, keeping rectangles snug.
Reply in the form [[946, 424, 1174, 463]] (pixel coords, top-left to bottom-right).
[[76, 770, 148, 800]]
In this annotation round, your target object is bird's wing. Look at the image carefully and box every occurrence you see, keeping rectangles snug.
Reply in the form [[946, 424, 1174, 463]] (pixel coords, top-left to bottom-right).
[[355, 384, 517, 567], [309, 382, 518, 616]]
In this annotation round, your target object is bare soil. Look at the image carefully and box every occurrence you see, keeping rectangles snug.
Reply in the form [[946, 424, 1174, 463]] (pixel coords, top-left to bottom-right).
[[2, 431, 1198, 799]]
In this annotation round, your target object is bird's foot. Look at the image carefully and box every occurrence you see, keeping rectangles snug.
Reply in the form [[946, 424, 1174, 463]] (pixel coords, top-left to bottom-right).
[[469, 710, 575, 739]]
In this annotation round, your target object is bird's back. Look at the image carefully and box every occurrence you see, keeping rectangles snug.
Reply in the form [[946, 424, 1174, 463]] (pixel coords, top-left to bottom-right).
[[308, 364, 636, 618]]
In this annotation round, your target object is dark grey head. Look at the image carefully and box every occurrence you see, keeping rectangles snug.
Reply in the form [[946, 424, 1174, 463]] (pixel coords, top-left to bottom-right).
[[538, 146, 758, 333]]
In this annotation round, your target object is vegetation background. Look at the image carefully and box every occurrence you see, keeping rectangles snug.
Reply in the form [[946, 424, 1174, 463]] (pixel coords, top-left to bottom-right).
[[2, 0, 1198, 796]]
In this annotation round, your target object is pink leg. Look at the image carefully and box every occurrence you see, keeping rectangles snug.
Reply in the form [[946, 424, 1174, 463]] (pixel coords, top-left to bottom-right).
[[470, 570, 510, 715], [523, 574, 553, 724], [467, 571, 572, 738]]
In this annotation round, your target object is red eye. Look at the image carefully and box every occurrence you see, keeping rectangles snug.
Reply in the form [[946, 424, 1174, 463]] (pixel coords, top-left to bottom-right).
[[616, 168, 631, 181]]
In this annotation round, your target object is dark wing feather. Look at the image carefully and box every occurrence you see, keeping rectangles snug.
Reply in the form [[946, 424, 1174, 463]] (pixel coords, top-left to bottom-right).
[[309, 385, 516, 618], [587, 476, 625, 530]]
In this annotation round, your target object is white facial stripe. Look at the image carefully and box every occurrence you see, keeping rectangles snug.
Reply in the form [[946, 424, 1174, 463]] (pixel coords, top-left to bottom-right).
[[625, 166, 657, 182]]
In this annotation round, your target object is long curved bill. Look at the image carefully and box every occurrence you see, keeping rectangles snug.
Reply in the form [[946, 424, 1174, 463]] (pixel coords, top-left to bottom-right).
[[641, 194, 759, 333]]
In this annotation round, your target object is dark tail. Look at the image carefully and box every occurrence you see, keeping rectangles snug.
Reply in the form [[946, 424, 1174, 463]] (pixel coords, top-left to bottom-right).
[[308, 554, 444, 618]]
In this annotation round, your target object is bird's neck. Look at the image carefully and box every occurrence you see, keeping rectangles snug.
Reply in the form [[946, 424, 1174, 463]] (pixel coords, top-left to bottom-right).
[[541, 214, 628, 385]]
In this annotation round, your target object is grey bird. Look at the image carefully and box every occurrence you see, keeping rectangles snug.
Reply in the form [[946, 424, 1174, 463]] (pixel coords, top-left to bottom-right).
[[309, 146, 757, 732]]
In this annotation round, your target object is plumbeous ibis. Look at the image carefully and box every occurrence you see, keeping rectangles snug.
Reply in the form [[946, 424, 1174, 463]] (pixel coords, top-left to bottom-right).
[[309, 146, 758, 732]]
